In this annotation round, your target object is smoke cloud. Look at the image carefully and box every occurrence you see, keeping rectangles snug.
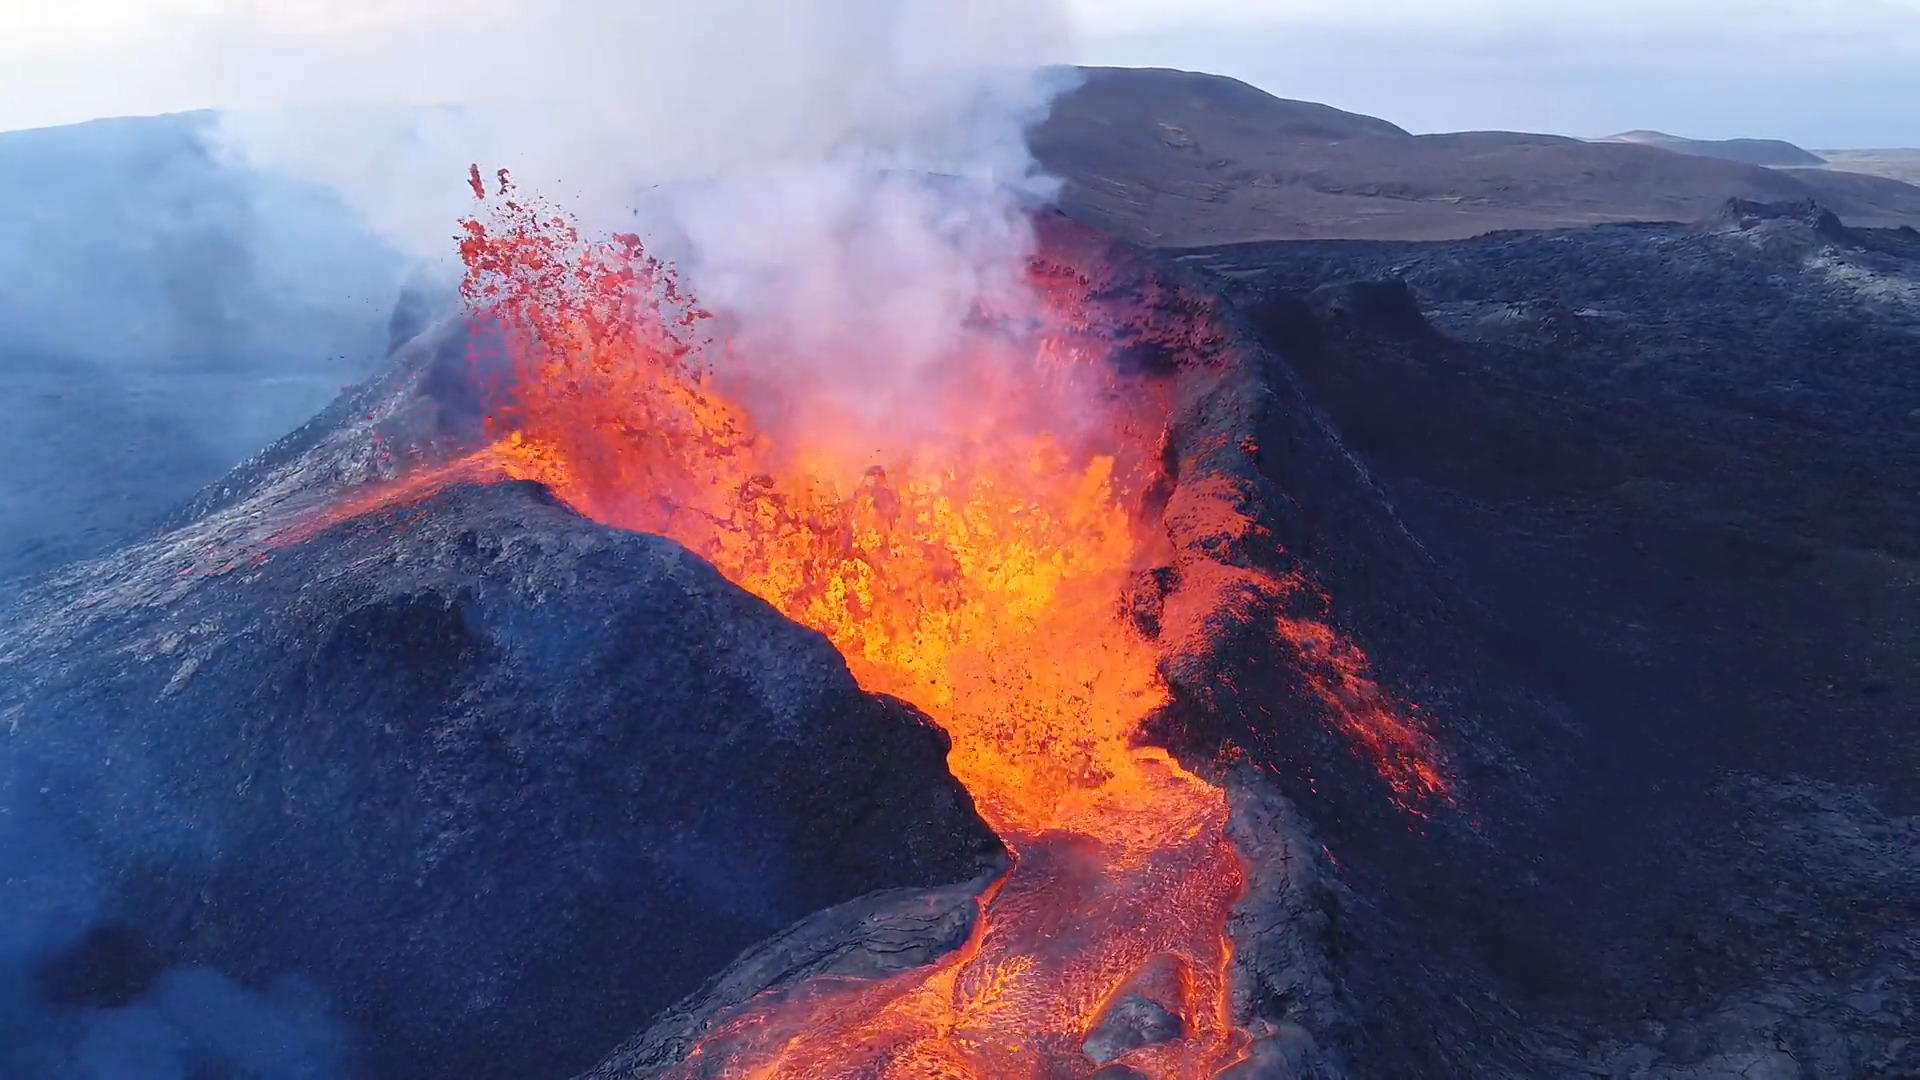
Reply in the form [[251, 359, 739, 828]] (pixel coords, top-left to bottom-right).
[[210, 0, 1080, 469], [0, 805, 361, 1078], [0, 112, 410, 584], [208, 1, 1070, 247]]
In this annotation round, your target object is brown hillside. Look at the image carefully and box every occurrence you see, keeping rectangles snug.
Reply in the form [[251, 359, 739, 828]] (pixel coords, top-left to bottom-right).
[[1031, 67, 1920, 245]]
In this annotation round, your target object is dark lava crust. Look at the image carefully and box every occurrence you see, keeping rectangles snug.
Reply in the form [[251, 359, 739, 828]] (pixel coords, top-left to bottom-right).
[[1165, 204, 1919, 1077]]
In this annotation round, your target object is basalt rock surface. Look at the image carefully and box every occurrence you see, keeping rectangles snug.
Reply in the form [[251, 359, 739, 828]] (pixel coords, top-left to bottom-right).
[[0, 417, 1002, 1078]]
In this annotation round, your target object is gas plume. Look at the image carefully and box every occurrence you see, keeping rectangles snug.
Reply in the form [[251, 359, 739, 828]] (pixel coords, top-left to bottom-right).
[[214, 0, 1080, 463]]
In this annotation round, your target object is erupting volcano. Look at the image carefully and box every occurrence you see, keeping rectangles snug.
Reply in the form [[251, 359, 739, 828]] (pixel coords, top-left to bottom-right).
[[301, 169, 1447, 1079]]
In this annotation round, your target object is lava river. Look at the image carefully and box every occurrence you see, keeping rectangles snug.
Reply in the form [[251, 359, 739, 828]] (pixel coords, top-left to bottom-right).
[[306, 174, 1437, 1079]]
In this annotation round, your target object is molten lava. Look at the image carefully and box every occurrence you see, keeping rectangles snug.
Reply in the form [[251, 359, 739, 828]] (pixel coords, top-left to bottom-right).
[[456, 174, 1245, 1079], [302, 171, 1446, 1078]]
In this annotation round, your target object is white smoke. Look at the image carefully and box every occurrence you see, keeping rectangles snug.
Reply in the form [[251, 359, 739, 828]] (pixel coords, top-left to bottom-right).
[[207, 0, 1079, 452]]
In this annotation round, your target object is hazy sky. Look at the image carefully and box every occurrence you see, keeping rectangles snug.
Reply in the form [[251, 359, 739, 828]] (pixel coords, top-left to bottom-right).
[[1079, 0, 1920, 147], [2, 0, 1918, 146]]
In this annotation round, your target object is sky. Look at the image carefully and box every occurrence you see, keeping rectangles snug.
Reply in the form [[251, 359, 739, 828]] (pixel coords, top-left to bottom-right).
[[1, 0, 1918, 146]]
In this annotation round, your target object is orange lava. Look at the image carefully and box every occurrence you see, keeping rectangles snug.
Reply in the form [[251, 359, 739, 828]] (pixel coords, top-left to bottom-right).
[[456, 173, 1246, 1079], [1274, 611, 1450, 805], [301, 171, 1445, 1078]]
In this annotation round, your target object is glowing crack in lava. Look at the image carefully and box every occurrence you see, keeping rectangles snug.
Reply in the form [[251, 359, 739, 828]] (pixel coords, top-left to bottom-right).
[[312, 172, 1446, 1078]]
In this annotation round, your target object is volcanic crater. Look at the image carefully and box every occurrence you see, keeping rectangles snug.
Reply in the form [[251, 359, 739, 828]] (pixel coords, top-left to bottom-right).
[[4, 172, 1915, 1079]]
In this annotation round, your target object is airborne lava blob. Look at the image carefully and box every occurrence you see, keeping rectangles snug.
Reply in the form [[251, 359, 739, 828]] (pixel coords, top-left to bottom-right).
[[308, 173, 1446, 1078]]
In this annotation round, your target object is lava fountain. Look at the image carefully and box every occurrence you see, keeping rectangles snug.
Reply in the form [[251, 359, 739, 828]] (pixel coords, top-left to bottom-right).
[[307, 171, 1445, 1078]]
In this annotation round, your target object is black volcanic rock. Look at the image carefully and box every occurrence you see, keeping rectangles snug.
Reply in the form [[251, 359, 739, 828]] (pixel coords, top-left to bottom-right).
[[579, 880, 987, 1080], [1718, 195, 1846, 231], [0, 479, 1001, 1080], [1715, 196, 1856, 247], [1081, 994, 1182, 1065], [1305, 279, 1436, 339], [1178, 215, 1919, 1075]]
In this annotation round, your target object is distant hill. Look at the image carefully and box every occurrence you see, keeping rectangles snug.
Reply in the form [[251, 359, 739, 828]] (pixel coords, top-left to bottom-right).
[[1604, 129, 1826, 167], [1031, 67, 1920, 246], [1816, 149, 1920, 185]]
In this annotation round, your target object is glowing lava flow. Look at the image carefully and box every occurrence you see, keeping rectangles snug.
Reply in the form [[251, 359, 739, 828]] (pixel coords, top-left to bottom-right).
[[307, 173, 1442, 1078], [444, 175, 1247, 1079]]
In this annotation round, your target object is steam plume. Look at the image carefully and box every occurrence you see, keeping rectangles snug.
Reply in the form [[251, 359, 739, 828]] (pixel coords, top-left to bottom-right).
[[213, 0, 1079, 462]]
